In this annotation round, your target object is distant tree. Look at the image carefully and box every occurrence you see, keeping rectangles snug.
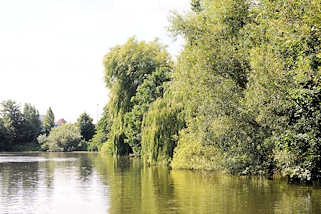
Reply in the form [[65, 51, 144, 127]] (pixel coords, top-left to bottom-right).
[[0, 118, 8, 150], [90, 106, 111, 151], [46, 124, 82, 152], [43, 107, 55, 135], [0, 100, 24, 146], [22, 103, 41, 144], [37, 134, 48, 151], [0, 100, 44, 151], [77, 112, 96, 142]]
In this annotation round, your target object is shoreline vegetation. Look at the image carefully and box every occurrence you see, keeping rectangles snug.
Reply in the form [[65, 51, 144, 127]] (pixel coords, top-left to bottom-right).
[[1, 0, 320, 184]]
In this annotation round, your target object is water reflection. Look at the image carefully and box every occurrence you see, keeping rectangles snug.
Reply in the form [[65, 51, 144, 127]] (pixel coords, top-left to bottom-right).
[[77, 153, 94, 183], [92, 154, 321, 214], [0, 160, 40, 213], [0, 153, 321, 214], [0, 152, 108, 214]]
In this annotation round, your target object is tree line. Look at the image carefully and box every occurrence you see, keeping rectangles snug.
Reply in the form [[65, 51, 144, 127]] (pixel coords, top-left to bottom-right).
[[0, 100, 41, 151], [92, 0, 320, 183], [0, 100, 96, 152]]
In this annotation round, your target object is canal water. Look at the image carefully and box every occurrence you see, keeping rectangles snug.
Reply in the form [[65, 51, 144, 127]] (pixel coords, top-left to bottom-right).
[[0, 152, 320, 214]]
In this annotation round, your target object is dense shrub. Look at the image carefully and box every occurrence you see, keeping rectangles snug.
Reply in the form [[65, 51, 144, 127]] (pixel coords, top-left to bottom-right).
[[44, 124, 82, 152]]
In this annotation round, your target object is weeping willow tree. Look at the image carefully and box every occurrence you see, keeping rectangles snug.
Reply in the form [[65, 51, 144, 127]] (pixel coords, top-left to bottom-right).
[[102, 37, 173, 156], [141, 93, 185, 165], [124, 68, 172, 156]]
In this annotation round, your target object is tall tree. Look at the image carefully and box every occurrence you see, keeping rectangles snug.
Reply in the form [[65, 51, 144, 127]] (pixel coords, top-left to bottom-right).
[[169, 0, 257, 173], [0, 100, 24, 147], [77, 112, 96, 142], [141, 95, 185, 164], [103, 37, 173, 155], [22, 103, 41, 144], [0, 100, 43, 151], [167, 0, 321, 182], [254, 0, 321, 182], [0, 118, 8, 150], [43, 107, 55, 135], [124, 67, 172, 156]]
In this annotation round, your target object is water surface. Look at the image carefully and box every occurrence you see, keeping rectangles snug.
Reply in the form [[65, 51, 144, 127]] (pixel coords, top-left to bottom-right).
[[0, 152, 320, 214]]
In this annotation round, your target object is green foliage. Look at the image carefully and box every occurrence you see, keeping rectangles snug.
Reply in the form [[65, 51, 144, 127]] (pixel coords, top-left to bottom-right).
[[141, 96, 185, 165], [169, 0, 270, 174], [0, 100, 42, 151], [0, 100, 25, 150], [90, 107, 111, 151], [77, 112, 96, 142], [90, 130, 107, 151], [191, 0, 202, 12], [124, 67, 172, 156], [22, 103, 41, 144], [171, 126, 219, 170], [45, 124, 82, 152], [0, 100, 24, 146], [94, 0, 320, 182], [0, 118, 8, 150], [103, 37, 172, 156], [37, 134, 49, 151], [247, 0, 321, 182], [100, 140, 114, 154], [274, 83, 321, 182], [168, 0, 321, 182], [43, 107, 55, 135]]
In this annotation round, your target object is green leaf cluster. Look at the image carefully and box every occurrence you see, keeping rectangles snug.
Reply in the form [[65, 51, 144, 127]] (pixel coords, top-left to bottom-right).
[[124, 67, 172, 156], [42, 124, 82, 152], [77, 112, 96, 142], [100, 37, 173, 156], [89, 107, 111, 151], [168, 0, 321, 182], [141, 95, 185, 165], [43, 107, 55, 136], [0, 100, 41, 151]]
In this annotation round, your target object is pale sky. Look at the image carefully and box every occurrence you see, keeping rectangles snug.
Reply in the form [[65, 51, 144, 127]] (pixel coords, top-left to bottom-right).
[[0, 0, 189, 123]]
